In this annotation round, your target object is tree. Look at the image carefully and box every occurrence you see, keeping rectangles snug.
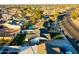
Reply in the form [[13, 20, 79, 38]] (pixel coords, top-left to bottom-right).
[[71, 10, 78, 20], [33, 8, 42, 19], [23, 21, 30, 29]]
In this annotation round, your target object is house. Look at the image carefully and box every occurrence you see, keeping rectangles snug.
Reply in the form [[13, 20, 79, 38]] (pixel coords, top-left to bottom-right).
[[0, 32, 14, 44], [0, 25, 19, 43], [2, 22, 21, 34], [0, 46, 20, 54]]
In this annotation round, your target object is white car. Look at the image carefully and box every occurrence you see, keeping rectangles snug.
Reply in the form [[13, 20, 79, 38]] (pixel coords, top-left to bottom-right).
[[30, 37, 48, 45]]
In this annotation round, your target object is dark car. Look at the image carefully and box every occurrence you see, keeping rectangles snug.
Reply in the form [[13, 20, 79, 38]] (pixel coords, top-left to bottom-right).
[[0, 20, 6, 24]]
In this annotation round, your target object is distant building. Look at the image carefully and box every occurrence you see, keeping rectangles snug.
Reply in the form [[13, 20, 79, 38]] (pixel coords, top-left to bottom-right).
[[9, 7, 18, 15], [2, 13, 12, 21]]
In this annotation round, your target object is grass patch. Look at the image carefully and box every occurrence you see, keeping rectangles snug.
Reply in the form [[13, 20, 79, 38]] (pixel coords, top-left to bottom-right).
[[50, 32, 60, 39], [53, 34, 63, 39]]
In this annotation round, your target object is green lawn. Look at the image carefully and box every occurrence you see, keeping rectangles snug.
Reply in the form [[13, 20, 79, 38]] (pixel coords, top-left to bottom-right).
[[53, 34, 64, 39]]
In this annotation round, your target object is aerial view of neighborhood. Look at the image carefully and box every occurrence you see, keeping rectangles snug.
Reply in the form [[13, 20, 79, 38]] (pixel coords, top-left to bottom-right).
[[0, 5, 79, 54]]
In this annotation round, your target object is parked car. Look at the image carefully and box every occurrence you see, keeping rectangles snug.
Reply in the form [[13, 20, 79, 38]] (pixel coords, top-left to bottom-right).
[[29, 37, 48, 45], [0, 20, 6, 24]]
